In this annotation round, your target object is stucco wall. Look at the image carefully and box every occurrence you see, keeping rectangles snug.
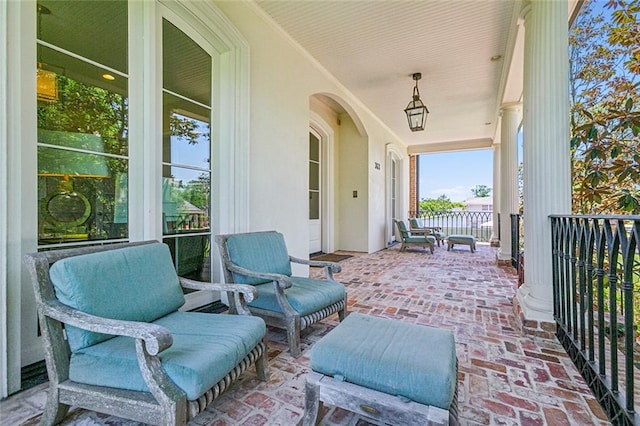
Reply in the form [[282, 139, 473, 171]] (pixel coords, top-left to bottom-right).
[[214, 1, 407, 256]]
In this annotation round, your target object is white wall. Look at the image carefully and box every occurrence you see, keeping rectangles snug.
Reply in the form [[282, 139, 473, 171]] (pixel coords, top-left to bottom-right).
[[337, 113, 368, 251], [214, 1, 407, 256]]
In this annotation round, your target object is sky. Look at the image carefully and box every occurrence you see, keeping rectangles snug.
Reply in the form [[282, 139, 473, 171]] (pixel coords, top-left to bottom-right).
[[418, 149, 494, 202]]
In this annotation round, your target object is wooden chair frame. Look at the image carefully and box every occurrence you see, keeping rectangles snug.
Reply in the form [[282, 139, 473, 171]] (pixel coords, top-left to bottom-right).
[[216, 232, 347, 358], [23, 241, 268, 426]]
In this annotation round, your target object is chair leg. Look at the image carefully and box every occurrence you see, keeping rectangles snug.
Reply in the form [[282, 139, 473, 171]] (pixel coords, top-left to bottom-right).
[[287, 315, 302, 358], [338, 296, 347, 322], [41, 386, 70, 426], [302, 376, 322, 426], [256, 336, 269, 381]]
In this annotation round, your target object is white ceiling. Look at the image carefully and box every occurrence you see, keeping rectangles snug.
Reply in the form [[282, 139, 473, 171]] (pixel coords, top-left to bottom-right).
[[254, 0, 522, 154]]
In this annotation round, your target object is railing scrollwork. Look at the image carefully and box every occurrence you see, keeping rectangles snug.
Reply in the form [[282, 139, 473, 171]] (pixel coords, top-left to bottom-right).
[[550, 215, 639, 425]]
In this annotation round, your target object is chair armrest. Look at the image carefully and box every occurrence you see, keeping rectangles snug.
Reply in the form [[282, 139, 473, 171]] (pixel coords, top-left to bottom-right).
[[40, 300, 172, 356], [179, 278, 258, 315], [224, 261, 293, 289], [179, 278, 258, 302], [42, 299, 186, 405], [289, 255, 341, 281]]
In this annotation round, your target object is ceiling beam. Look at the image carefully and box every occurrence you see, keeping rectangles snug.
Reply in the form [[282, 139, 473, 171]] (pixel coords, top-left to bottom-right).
[[406, 138, 494, 155]]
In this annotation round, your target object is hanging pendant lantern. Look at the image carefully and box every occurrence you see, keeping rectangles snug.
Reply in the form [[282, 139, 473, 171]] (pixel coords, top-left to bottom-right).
[[404, 73, 429, 132]]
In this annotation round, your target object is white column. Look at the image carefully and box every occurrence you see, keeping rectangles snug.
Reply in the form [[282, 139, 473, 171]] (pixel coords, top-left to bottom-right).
[[518, 0, 571, 323], [498, 104, 521, 261], [490, 141, 501, 246]]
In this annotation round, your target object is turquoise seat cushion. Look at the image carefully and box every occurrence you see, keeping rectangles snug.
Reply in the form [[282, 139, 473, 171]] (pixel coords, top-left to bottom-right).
[[405, 235, 436, 244], [249, 277, 345, 316], [225, 232, 292, 285], [310, 313, 457, 410], [68, 312, 266, 401], [49, 243, 185, 351]]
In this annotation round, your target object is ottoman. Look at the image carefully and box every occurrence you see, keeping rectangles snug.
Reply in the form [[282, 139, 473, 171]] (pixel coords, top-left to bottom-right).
[[303, 313, 458, 425], [447, 234, 476, 253]]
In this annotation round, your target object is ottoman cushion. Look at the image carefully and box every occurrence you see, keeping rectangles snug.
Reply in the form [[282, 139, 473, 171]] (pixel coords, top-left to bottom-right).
[[310, 313, 456, 410], [448, 234, 475, 244]]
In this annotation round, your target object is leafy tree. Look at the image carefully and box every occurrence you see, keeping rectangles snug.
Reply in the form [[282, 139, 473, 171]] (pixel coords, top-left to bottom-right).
[[470, 185, 492, 198], [181, 173, 210, 211], [419, 194, 464, 213], [570, 0, 640, 214]]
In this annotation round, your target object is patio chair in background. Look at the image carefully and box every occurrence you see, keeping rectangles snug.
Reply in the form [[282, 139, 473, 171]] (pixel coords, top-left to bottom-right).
[[395, 219, 436, 254], [409, 217, 445, 247], [216, 231, 347, 358], [23, 241, 268, 425]]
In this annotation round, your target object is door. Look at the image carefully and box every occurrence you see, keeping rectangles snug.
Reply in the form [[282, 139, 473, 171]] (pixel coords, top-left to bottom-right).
[[309, 131, 321, 254], [390, 158, 398, 242]]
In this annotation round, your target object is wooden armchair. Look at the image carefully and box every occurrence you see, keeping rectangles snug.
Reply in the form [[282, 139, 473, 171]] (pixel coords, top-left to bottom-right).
[[216, 231, 347, 358], [409, 217, 445, 247], [395, 220, 436, 254], [23, 241, 268, 425]]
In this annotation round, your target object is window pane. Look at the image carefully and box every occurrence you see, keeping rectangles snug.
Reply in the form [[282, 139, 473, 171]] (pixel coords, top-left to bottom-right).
[[163, 19, 211, 106], [309, 191, 320, 220], [309, 133, 319, 162], [163, 168, 210, 235], [309, 161, 319, 191], [37, 46, 129, 157], [38, 1, 128, 74], [38, 147, 128, 244], [163, 92, 210, 169], [163, 235, 210, 282]]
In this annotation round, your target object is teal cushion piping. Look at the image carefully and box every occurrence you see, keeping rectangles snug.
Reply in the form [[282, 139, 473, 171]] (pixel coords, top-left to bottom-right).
[[310, 313, 457, 409], [225, 232, 292, 285], [49, 243, 185, 351], [68, 312, 266, 401], [405, 236, 435, 244], [249, 277, 345, 316]]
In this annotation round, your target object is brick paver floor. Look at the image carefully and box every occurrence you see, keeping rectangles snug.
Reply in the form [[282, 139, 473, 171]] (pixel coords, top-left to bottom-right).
[[1, 243, 611, 425]]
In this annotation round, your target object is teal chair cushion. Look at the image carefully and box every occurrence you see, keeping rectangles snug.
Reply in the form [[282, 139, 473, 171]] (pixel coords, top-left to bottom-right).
[[225, 232, 292, 285], [49, 243, 186, 351], [68, 312, 266, 401], [311, 313, 457, 410], [448, 234, 476, 244], [249, 277, 345, 316], [405, 235, 436, 244]]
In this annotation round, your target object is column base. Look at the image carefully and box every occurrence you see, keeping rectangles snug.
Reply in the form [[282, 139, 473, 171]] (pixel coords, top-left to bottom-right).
[[512, 295, 556, 339], [496, 257, 512, 267]]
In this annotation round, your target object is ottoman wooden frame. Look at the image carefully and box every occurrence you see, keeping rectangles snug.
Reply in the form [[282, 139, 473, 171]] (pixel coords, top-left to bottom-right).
[[302, 313, 458, 426], [303, 370, 458, 425]]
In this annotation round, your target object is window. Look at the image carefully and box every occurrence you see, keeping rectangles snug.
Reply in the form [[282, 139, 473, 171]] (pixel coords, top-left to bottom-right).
[[161, 18, 212, 281], [36, 1, 129, 247]]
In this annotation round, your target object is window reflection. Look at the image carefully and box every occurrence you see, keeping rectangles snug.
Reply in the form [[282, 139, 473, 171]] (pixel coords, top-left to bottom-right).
[[37, 2, 128, 246], [162, 18, 212, 283], [162, 168, 210, 234]]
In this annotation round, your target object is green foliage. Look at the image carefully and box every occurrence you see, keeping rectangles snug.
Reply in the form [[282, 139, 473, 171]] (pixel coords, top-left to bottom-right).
[[180, 173, 210, 210], [570, 0, 640, 214], [419, 194, 464, 213], [38, 76, 128, 156], [470, 185, 491, 198]]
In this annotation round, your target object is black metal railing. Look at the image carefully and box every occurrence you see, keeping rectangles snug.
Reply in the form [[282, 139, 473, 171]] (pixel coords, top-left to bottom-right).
[[511, 213, 522, 269], [409, 210, 494, 242], [550, 215, 639, 425]]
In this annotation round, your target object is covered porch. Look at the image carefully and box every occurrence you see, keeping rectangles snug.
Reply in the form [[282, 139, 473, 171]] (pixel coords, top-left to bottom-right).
[[2, 244, 610, 425]]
